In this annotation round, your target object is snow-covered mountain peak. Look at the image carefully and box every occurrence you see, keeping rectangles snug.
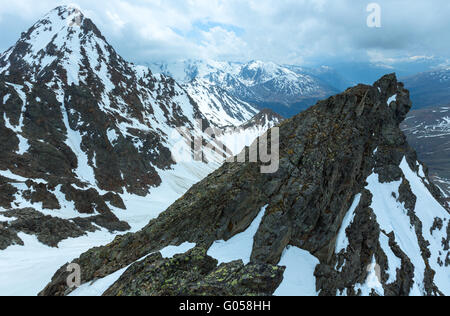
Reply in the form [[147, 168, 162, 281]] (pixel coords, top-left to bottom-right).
[[239, 60, 299, 85], [0, 5, 118, 86], [241, 108, 284, 130]]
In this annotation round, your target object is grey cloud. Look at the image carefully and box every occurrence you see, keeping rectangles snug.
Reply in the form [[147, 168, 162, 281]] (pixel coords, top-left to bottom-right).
[[0, 0, 449, 67]]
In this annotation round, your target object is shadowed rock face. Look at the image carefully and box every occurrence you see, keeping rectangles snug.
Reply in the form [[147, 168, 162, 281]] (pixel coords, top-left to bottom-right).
[[39, 74, 450, 296]]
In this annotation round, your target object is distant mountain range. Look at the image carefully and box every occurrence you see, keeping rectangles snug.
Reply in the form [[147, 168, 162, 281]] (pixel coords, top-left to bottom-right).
[[402, 105, 450, 196], [149, 60, 349, 117], [150, 60, 450, 114], [403, 68, 450, 109]]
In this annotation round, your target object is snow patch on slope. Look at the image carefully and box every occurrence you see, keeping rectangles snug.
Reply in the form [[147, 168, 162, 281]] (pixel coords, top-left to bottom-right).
[[335, 194, 361, 254], [399, 158, 450, 294], [354, 256, 385, 296], [0, 230, 116, 296], [207, 205, 267, 264], [365, 157, 450, 295], [274, 246, 320, 296]]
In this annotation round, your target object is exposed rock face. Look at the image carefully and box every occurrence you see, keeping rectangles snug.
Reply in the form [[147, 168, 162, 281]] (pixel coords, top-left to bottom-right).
[[0, 208, 98, 250], [40, 74, 450, 296]]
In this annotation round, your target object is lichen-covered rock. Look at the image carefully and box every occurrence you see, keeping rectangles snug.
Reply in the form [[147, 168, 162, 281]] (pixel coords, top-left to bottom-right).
[[102, 247, 284, 296]]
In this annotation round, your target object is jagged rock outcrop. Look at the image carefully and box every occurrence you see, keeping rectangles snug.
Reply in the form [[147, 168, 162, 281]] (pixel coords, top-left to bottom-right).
[[0, 208, 98, 250], [39, 74, 450, 296], [102, 247, 284, 296]]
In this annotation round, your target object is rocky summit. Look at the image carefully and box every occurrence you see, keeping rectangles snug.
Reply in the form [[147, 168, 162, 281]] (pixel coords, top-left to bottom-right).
[[40, 74, 450, 296]]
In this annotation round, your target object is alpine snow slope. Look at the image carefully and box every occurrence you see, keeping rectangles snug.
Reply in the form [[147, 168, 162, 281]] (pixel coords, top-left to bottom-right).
[[0, 6, 279, 295], [41, 74, 449, 296], [150, 60, 340, 117]]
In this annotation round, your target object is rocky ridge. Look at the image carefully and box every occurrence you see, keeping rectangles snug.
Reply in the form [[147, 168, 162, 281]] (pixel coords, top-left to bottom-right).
[[40, 74, 450, 296]]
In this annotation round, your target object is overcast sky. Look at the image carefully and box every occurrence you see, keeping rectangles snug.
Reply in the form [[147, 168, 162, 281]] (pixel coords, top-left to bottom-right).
[[0, 0, 449, 70]]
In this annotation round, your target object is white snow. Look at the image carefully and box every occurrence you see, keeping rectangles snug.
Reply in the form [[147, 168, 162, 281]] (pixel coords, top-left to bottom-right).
[[418, 164, 426, 178], [399, 158, 450, 295], [2, 94, 10, 104], [69, 242, 196, 296], [387, 94, 397, 105], [60, 100, 97, 186], [335, 194, 361, 254], [113, 161, 218, 232], [185, 79, 258, 128], [219, 126, 267, 156], [274, 246, 320, 296], [365, 171, 426, 295], [365, 157, 450, 295], [151, 59, 322, 100], [207, 206, 267, 264], [0, 230, 117, 296], [3, 83, 30, 155], [0, 158, 217, 295], [106, 129, 119, 145], [0, 214, 14, 222]]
